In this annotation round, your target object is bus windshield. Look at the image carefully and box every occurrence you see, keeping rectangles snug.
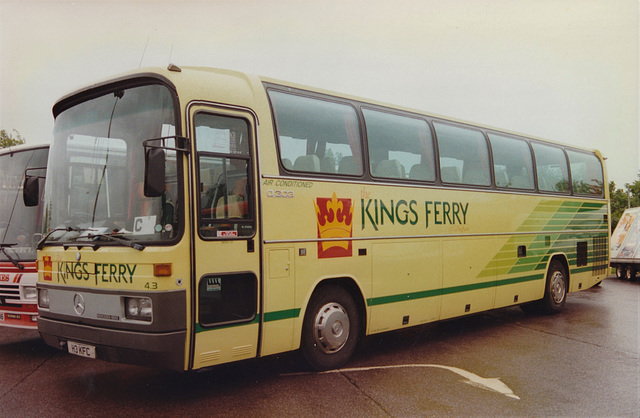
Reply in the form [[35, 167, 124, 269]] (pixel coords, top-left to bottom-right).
[[0, 147, 48, 262], [43, 83, 180, 245]]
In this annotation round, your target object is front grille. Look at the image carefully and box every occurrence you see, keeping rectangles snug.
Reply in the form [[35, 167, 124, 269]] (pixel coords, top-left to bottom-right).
[[0, 284, 21, 302]]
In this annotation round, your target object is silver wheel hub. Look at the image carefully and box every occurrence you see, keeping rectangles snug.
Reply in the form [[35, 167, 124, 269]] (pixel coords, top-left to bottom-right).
[[313, 302, 350, 354], [550, 271, 566, 304]]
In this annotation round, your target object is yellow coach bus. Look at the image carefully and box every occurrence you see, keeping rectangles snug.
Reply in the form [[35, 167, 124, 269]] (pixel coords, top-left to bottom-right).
[[35, 65, 609, 371]]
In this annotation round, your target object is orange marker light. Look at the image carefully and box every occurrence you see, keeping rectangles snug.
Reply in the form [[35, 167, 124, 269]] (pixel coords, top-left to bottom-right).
[[153, 263, 172, 277]]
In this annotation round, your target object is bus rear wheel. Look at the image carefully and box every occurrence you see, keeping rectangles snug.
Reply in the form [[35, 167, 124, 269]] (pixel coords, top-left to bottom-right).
[[301, 285, 359, 371], [521, 260, 567, 315], [542, 260, 568, 314], [616, 266, 625, 280], [626, 267, 637, 281]]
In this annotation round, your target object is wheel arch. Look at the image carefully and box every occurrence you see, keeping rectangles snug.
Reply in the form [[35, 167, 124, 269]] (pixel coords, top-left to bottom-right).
[[295, 275, 368, 349], [547, 253, 571, 291]]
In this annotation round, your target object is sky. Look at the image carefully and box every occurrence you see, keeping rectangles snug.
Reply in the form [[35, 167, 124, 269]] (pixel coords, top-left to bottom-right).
[[1, 0, 638, 186]]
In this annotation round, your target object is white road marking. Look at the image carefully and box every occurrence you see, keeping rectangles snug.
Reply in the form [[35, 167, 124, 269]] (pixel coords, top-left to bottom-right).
[[283, 364, 520, 400]]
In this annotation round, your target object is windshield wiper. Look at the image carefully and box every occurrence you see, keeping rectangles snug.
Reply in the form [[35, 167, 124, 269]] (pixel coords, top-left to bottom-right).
[[37, 226, 85, 250], [37, 227, 145, 251], [88, 233, 145, 251], [0, 244, 24, 270]]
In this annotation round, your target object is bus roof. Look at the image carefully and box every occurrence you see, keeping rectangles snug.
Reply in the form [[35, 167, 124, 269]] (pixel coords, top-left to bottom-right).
[[52, 65, 603, 158], [0, 143, 49, 156]]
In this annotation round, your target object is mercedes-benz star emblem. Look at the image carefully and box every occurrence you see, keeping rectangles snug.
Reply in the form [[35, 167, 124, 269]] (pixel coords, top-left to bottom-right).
[[73, 293, 85, 315]]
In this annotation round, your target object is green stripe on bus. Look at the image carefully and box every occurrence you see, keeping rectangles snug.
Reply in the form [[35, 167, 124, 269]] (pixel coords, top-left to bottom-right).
[[571, 266, 595, 274], [264, 308, 301, 322], [366, 273, 544, 307], [195, 309, 301, 333], [367, 288, 442, 306], [484, 198, 608, 281]]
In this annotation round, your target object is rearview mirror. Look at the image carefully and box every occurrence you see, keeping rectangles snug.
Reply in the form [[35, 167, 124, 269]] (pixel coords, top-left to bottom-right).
[[23, 176, 40, 207], [144, 148, 166, 197]]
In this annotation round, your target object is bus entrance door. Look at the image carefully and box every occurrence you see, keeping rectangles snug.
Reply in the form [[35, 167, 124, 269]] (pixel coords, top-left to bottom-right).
[[190, 107, 260, 370]]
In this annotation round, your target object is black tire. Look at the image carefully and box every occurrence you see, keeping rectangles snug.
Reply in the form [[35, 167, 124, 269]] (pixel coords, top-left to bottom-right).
[[301, 285, 360, 371], [626, 267, 637, 281], [616, 266, 625, 280], [541, 260, 568, 314], [521, 260, 568, 315]]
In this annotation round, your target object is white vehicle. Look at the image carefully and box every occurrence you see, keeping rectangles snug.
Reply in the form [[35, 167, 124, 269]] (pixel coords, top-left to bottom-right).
[[610, 207, 640, 280]]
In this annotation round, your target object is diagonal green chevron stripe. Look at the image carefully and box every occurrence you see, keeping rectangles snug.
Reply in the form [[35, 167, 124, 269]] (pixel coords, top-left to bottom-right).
[[479, 200, 607, 280]]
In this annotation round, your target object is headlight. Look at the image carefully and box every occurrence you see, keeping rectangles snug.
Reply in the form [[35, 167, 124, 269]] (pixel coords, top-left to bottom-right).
[[38, 288, 50, 308], [23, 286, 38, 300], [124, 297, 152, 322]]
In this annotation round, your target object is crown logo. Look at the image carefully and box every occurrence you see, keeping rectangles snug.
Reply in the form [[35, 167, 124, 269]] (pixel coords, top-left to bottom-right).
[[314, 193, 353, 258], [42, 255, 53, 281]]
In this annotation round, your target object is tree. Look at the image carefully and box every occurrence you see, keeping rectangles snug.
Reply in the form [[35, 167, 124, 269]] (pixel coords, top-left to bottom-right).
[[610, 181, 629, 230], [626, 178, 640, 208], [0, 129, 26, 148], [610, 176, 640, 231]]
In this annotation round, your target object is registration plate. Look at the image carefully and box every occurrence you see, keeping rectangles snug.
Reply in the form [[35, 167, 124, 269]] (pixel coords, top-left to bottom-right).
[[67, 340, 96, 359]]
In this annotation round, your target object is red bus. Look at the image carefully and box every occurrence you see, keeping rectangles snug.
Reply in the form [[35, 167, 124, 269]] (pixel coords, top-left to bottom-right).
[[0, 144, 48, 328]]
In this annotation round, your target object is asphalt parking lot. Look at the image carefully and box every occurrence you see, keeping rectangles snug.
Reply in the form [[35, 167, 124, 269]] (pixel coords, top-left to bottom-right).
[[1, 276, 638, 416]]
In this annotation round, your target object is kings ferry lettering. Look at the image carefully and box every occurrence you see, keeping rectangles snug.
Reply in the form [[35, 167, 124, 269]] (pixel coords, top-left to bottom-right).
[[361, 198, 469, 231], [55, 262, 137, 285]]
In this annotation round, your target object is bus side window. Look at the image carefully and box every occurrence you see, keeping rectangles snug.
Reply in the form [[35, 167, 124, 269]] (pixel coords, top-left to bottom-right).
[[199, 273, 257, 326], [532, 143, 570, 193], [488, 133, 535, 190], [269, 90, 363, 176], [567, 150, 604, 196], [434, 122, 490, 186], [363, 108, 435, 182]]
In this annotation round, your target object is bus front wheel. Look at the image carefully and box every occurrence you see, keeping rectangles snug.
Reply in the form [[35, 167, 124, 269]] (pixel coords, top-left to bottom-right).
[[301, 285, 359, 371]]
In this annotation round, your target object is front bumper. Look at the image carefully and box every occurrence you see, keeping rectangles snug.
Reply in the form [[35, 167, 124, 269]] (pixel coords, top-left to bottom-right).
[[38, 316, 186, 371]]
